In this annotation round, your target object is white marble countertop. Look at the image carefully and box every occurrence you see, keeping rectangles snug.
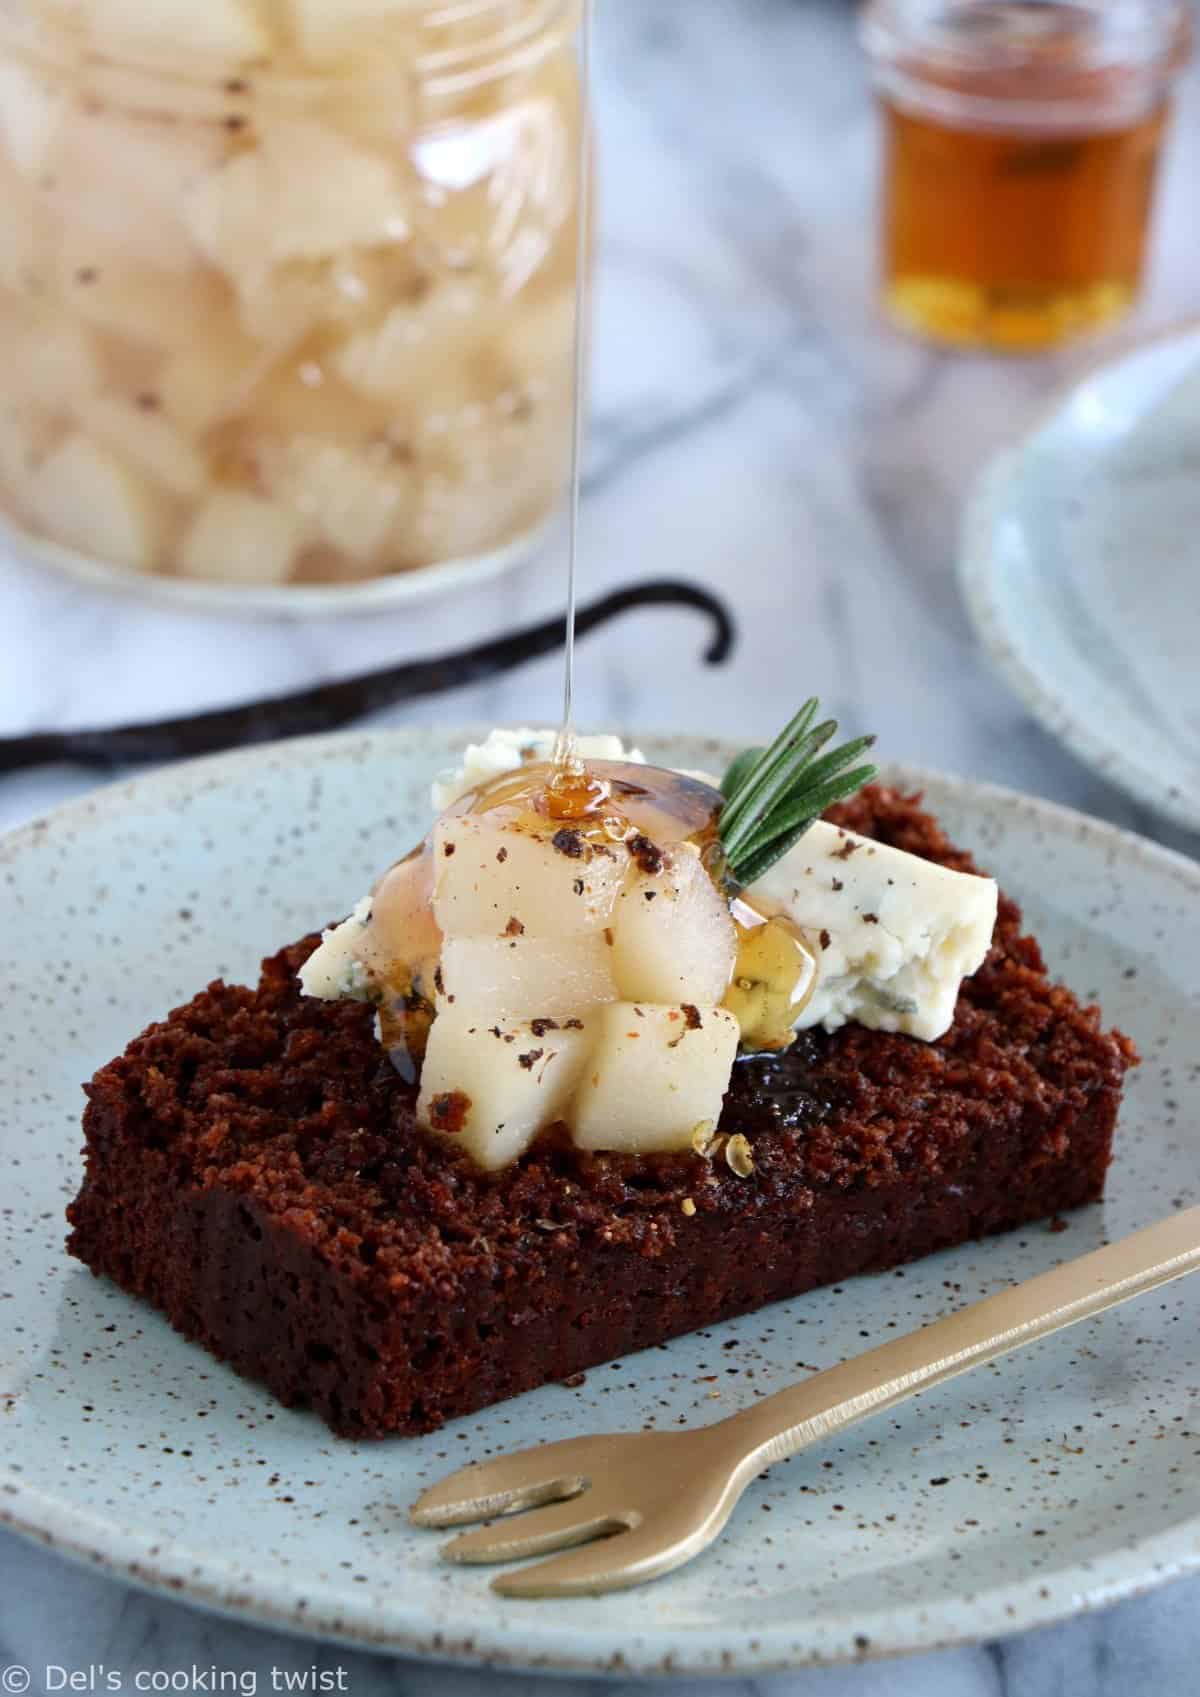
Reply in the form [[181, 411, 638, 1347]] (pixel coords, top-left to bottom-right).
[[3, 1, 1200, 1692]]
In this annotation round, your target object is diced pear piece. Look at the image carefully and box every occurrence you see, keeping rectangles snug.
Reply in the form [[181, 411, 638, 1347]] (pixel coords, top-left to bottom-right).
[[243, 360, 387, 439], [290, 0, 414, 63], [47, 108, 227, 274], [58, 256, 224, 352], [408, 391, 568, 564], [498, 290, 579, 387], [0, 406, 42, 496], [418, 1008, 593, 1171], [433, 813, 628, 940], [333, 282, 490, 400], [62, 0, 271, 61], [610, 848, 736, 1006], [176, 490, 306, 585], [77, 396, 207, 498], [0, 163, 43, 294], [180, 149, 265, 280], [0, 59, 63, 175], [184, 120, 407, 280], [9, 314, 102, 408], [158, 320, 285, 435], [438, 936, 617, 1022], [571, 1003, 740, 1155], [28, 433, 171, 572], [262, 435, 415, 561]]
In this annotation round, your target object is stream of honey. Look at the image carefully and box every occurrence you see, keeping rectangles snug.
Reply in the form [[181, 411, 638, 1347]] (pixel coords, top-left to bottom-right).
[[549, 0, 595, 786]]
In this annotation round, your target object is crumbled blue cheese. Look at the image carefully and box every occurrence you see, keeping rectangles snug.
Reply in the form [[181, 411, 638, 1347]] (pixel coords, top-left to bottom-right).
[[298, 894, 374, 1001], [746, 822, 998, 1042]]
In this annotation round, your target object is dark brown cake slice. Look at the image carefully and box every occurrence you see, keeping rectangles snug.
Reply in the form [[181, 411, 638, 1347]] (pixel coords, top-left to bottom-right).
[[67, 787, 1136, 1437]]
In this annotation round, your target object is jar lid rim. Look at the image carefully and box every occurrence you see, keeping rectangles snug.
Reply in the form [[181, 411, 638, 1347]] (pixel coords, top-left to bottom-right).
[[861, 0, 1191, 77]]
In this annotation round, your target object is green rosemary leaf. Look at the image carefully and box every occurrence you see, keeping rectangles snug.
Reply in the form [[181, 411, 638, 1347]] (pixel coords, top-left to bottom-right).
[[725, 838, 800, 890], [720, 698, 818, 823], [753, 758, 878, 853], [719, 698, 821, 844], [745, 739, 878, 842], [729, 763, 878, 886], [723, 723, 868, 865], [720, 746, 763, 800], [718, 702, 878, 886], [721, 720, 837, 863]]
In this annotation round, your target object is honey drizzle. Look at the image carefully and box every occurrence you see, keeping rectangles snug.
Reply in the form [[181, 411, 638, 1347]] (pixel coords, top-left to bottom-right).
[[727, 901, 819, 1053], [550, 0, 595, 789]]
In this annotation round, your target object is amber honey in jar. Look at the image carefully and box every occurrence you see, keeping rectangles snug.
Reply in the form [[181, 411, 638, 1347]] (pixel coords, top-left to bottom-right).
[[861, 1, 1190, 351]]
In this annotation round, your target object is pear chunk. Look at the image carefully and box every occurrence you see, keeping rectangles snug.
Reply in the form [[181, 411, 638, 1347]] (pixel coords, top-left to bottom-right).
[[77, 395, 207, 499], [0, 59, 63, 175], [418, 1009, 592, 1172], [28, 433, 170, 572], [438, 935, 617, 1023], [177, 490, 306, 585], [9, 314, 102, 409], [183, 120, 406, 279], [261, 435, 415, 561], [432, 813, 628, 940], [611, 847, 736, 1006], [57, 0, 271, 61], [289, 0, 414, 63], [572, 1003, 740, 1155]]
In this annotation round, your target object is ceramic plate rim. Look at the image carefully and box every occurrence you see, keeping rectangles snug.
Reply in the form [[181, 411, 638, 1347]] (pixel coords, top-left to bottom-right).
[[3, 725, 1200, 1677], [959, 322, 1200, 835]]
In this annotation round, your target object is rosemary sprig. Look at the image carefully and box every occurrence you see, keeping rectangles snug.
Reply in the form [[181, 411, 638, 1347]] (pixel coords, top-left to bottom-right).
[[719, 699, 878, 886]]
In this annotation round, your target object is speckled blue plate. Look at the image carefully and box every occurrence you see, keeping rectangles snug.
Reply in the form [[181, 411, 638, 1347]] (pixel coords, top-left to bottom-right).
[[961, 324, 1200, 833], [2, 729, 1198, 1676]]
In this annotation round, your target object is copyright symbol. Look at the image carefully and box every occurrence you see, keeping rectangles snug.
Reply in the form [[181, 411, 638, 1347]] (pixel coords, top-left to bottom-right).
[[2, 1668, 30, 1694]]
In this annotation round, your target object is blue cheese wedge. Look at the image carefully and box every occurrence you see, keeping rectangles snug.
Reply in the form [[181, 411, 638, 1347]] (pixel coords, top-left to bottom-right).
[[746, 821, 998, 1042]]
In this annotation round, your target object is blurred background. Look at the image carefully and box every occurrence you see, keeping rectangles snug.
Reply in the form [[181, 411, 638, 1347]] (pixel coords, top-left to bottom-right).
[[0, 0, 1196, 855]]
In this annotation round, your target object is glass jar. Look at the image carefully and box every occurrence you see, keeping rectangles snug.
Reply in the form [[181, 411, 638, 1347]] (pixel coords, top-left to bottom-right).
[[0, 0, 583, 590], [861, 0, 1190, 351]]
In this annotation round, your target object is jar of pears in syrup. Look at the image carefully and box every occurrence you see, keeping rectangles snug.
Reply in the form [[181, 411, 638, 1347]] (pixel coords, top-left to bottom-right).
[[0, 0, 584, 595], [861, 0, 1190, 351]]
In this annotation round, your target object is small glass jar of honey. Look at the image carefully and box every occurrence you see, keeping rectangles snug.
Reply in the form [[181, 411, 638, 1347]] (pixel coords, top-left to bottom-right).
[[861, 1, 1191, 351]]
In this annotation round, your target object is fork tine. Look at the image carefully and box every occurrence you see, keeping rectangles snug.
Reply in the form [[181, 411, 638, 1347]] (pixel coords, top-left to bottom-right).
[[490, 1522, 684, 1599], [441, 1498, 631, 1566], [410, 1443, 590, 1529]]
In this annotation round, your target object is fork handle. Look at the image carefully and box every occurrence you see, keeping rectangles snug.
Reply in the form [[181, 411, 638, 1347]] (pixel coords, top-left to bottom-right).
[[721, 1208, 1200, 1474]]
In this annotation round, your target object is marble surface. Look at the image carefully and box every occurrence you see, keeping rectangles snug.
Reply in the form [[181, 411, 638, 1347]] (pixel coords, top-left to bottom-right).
[[2, 0, 1199, 1692]]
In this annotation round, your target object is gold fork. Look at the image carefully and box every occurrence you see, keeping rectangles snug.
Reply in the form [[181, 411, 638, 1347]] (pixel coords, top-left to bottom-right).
[[410, 1207, 1200, 1598]]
